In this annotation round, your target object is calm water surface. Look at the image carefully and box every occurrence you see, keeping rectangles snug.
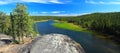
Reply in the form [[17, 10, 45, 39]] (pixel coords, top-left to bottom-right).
[[36, 20, 120, 53]]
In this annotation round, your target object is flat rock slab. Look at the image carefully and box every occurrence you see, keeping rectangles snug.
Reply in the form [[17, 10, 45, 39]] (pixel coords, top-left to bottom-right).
[[19, 34, 85, 53]]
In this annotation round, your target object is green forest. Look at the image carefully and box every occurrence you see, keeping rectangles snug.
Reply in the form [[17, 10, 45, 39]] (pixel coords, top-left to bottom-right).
[[32, 12, 120, 42], [0, 3, 35, 43]]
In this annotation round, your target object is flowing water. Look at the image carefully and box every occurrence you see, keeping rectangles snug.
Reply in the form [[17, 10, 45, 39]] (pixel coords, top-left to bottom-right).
[[36, 20, 120, 53]]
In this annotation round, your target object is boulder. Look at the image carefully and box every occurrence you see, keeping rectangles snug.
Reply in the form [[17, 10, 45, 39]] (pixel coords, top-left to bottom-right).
[[19, 34, 85, 53], [0, 34, 12, 46]]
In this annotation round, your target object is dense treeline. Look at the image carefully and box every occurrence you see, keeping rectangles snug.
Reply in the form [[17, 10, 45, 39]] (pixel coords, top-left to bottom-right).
[[32, 16, 71, 21], [32, 12, 120, 42], [0, 3, 35, 43], [78, 13, 120, 36], [0, 12, 10, 34]]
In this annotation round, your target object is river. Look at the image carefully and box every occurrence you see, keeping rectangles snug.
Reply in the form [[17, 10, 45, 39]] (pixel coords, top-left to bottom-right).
[[36, 20, 120, 53]]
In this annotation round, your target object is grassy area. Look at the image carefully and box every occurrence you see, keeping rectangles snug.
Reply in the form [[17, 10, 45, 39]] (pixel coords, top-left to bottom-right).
[[52, 21, 86, 32], [52, 21, 113, 40]]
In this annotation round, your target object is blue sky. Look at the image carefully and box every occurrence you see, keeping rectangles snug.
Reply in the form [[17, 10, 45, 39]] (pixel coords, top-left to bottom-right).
[[0, 0, 120, 16]]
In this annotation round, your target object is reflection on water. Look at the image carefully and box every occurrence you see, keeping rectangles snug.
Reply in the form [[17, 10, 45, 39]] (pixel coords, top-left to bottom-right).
[[36, 20, 120, 53]]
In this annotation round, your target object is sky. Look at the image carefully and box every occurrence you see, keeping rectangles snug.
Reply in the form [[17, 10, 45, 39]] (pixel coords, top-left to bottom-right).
[[0, 0, 120, 16]]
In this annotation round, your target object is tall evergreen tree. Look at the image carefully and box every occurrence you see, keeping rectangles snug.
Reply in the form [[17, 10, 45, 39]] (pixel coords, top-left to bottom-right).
[[10, 3, 34, 43]]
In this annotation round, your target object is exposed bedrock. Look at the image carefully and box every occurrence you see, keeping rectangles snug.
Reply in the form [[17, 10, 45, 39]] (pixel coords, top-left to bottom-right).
[[19, 34, 85, 53]]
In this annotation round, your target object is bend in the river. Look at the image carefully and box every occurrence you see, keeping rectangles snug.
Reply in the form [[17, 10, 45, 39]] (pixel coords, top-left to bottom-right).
[[36, 20, 120, 53]]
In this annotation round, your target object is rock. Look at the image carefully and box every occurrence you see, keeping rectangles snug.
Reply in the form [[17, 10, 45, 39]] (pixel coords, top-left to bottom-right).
[[0, 34, 13, 40], [19, 34, 85, 53], [0, 34, 13, 46], [0, 41, 5, 46]]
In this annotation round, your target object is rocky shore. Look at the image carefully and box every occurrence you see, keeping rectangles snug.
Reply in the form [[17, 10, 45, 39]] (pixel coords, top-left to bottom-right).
[[0, 34, 85, 53]]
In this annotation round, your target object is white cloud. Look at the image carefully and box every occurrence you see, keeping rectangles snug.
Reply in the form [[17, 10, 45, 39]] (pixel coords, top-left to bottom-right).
[[51, 11, 65, 14], [40, 11, 65, 14], [0, 1, 7, 4], [21, 0, 63, 4], [31, 11, 65, 16], [85, 0, 120, 4], [38, 12, 91, 16], [53, 13, 91, 16], [31, 11, 91, 16], [51, 11, 60, 14], [49, 0, 63, 4], [53, 14, 79, 16], [22, 0, 48, 3], [0, 0, 65, 5]]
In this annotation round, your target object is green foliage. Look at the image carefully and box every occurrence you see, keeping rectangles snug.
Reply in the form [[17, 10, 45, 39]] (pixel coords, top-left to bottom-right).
[[9, 3, 34, 43], [52, 22, 85, 31], [0, 12, 10, 34], [78, 13, 120, 36], [0, 3, 37, 43]]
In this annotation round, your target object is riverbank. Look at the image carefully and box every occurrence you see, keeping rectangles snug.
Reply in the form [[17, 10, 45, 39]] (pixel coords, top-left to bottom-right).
[[52, 21, 87, 32], [52, 20, 119, 43]]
